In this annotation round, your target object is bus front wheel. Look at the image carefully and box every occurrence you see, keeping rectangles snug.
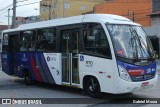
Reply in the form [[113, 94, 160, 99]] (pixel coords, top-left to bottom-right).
[[85, 77, 101, 98]]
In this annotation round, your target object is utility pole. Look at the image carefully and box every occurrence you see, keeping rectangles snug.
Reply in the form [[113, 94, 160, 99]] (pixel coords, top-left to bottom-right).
[[49, 1, 51, 20], [6, 9, 12, 29], [12, 0, 17, 28], [62, 0, 65, 18], [50, 0, 52, 19], [8, 9, 11, 29], [55, 0, 58, 18]]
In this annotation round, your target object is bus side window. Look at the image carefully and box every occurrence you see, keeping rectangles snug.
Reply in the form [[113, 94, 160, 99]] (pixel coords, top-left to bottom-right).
[[83, 23, 112, 58], [20, 43, 27, 51], [20, 30, 36, 52], [37, 28, 56, 52]]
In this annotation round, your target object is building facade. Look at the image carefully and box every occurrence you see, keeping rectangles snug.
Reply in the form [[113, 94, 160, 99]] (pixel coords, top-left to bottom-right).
[[40, 0, 106, 21], [0, 25, 8, 31], [144, 0, 160, 36], [0, 25, 8, 36], [94, 0, 152, 27], [150, 0, 160, 26], [15, 16, 40, 28], [152, 0, 160, 12]]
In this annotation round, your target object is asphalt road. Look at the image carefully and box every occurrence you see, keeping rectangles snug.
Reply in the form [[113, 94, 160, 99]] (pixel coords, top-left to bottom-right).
[[0, 70, 160, 107]]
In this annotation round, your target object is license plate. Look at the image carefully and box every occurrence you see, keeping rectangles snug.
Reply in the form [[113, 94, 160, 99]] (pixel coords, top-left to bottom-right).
[[141, 82, 149, 87]]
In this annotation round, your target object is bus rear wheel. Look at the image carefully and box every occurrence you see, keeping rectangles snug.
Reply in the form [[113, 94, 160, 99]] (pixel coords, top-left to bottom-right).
[[24, 71, 32, 85], [85, 77, 101, 98]]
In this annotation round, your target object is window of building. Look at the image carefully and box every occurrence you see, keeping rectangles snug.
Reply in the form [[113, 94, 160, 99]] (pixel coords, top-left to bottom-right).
[[37, 28, 56, 52], [83, 23, 111, 58], [20, 30, 36, 51], [81, 5, 86, 10], [40, 7, 46, 13], [64, 3, 70, 9]]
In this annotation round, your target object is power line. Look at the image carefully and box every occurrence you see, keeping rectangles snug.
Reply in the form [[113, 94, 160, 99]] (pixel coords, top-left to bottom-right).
[[0, 1, 41, 16], [0, 0, 40, 13], [0, 10, 8, 16], [0, 4, 13, 13], [17, 1, 40, 7], [12, 0, 40, 28], [17, 0, 30, 3]]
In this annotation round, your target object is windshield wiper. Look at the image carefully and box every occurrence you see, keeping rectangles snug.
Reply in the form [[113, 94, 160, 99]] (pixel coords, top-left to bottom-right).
[[129, 28, 139, 61], [139, 36, 154, 60], [131, 29, 153, 60]]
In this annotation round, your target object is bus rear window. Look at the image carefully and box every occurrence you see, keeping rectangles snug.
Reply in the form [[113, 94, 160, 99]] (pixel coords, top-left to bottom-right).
[[2, 34, 9, 52]]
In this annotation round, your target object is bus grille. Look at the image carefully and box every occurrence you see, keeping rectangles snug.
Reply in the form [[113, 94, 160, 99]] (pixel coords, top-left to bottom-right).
[[131, 74, 155, 82]]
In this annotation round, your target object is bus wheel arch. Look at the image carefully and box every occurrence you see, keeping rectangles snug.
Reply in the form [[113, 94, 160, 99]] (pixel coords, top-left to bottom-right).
[[23, 69, 32, 85], [83, 75, 101, 98]]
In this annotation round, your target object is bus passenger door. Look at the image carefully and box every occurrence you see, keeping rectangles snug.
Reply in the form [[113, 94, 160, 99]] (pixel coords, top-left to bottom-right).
[[61, 29, 80, 86], [8, 35, 19, 75]]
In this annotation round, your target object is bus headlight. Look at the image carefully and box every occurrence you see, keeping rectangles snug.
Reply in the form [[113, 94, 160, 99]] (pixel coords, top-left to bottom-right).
[[118, 65, 132, 82]]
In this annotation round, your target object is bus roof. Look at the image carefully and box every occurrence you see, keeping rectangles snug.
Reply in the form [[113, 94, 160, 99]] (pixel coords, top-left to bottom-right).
[[3, 14, 140, 33]]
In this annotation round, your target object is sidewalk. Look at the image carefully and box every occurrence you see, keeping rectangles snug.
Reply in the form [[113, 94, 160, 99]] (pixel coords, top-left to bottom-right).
[[0, 70, 19, 86], [157, 66, 160, 75], [156, 60, 160, 75]]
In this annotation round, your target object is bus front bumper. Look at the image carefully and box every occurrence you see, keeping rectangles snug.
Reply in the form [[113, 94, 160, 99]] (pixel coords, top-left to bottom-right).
[[114, 73, 158, 94]]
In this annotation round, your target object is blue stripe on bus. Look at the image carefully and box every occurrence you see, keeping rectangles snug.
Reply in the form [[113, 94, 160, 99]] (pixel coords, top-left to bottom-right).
[[39, 53, 55, 84], [36, 54, 49, 83], [117, 60, 156, 82]]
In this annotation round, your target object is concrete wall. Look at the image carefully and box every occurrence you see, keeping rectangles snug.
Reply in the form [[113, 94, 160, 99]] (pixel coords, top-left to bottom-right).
[[144, 25, 160, 37], [94, 0, 152, 27], [152, 0, 160, 12]]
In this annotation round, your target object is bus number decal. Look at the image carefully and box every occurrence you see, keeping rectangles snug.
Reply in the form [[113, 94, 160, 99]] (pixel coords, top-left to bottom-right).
[[85, 61, 93, 67]]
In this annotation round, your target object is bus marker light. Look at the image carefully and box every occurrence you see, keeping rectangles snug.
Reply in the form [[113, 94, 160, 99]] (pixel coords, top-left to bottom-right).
[[107, 75, 111, 78], [99, 71, 103, 74], [128, 69, 142, 76]]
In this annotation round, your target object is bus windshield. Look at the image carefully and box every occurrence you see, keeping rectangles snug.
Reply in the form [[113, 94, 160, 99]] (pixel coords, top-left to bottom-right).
[[106, 24, 154, 60]]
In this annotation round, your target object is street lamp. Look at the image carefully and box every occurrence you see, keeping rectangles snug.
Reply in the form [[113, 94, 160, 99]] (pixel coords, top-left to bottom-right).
[[5, 9, 12, 29]]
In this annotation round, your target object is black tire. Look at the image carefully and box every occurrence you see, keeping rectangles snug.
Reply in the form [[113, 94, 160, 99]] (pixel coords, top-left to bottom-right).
[[24, 72, 32, 85], [85, 77, 101, 98]]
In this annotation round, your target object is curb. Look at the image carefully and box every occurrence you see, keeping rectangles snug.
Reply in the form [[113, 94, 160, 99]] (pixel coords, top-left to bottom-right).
[[157, 66, 160, 75]]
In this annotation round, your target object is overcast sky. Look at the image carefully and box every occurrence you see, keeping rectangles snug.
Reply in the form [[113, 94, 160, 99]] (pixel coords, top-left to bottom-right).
[[0, 0, 40, 25]]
